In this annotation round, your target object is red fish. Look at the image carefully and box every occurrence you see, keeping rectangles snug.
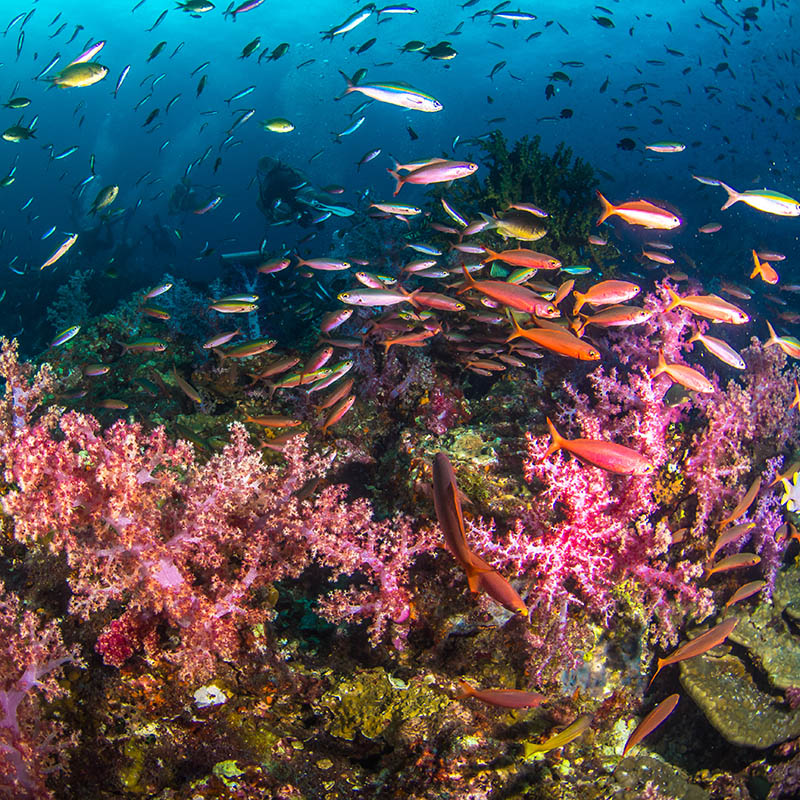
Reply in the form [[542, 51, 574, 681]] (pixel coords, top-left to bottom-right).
[[543, 418, 653, 475]]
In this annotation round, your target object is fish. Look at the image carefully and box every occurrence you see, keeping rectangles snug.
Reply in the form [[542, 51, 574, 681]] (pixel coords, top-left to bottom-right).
[[480, 211, 546, 241], [652, 350, 714, 394], [622, 695, 679, 757], [50, 62, 108, 88], [177, 1, 216, 12], [121, 337, 168, 354], [225, 85, 255, 104], [338, 288, 414, 307], [172, 369, 202, 403], [706, 553, 761, 577], [432, 453, 526, 614], [322, 5, 375, 39], [645, 141, 685, 153], [725, 580, 767, 608], [456, 680, 545, 709], [596, 192, 681, 229], [2, 125, 35, 142], [357, 148, 381, 169], [67, 40, 106, 66], [459, 267, 558, 317], [90, 185, 119, 214], [143, 282, 173, 299], [321, 394, 356, 433], [695, 177, 800, 216], [261, 117, 294, 133], [765, 321, 800, 358], [543, 418, 652, 474], [664, 288, 748, 324], [524, 716, 593, 756], [508, 318, 599, 360], [481, 248, 561, 270], [203, 330, 241, 349], [225, 0, 266, 19], [649, 617, 739, 686], [338, 71, 442, 113], [688, 330, 745, 370], [40, 233, 78, 269], [245, 415, 302, 428], [50, 325, 80, 347], [388, 159, 477, 195], [750, 250, 779, 284], [333, 116, 365, 140], [573, 280, 640, 314], [698, 222, 721, 234], [296, 258, 351, 271]]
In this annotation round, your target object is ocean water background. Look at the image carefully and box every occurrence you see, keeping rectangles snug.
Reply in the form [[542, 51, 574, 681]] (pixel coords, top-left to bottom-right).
[[0, 0, 796, 352]]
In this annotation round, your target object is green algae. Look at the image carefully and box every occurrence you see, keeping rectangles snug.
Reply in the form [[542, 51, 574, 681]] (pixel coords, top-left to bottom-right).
[[320, 668, 449, 741]]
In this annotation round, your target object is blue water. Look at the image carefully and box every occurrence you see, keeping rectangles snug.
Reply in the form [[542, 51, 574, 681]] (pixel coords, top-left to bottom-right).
[[0, 0, 797, 351]]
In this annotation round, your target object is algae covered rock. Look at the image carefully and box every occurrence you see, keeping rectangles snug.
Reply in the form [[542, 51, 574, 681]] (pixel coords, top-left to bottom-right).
[[319, 668, 450, 741], [726, 601, 800, 691], [679, 652, 800, 748]]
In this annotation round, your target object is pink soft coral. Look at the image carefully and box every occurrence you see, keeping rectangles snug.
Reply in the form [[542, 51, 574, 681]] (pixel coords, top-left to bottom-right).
[[0, 583, 79, 799], [2, 404, 433, 681]]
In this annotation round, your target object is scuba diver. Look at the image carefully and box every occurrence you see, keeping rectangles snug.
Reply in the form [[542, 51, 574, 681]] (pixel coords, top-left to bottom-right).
[[255, 156, 354, 227], [168, 176, 222, 216]]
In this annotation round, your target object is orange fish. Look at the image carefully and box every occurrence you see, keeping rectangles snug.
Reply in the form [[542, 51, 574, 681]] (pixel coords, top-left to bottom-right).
[[432, 453, 527, 615], [573, 279, 641, 314], [596, 191, 681, 229], [649, 617, 739, 686], [459, 265, 558, 317], [664, 287, 749, 324], [507, 317, 600, 360], [554, 279, 574, 306], [244, 414, 303, 427], [382, 329, 437, 352], [750, 250, 779, 284], [321, 394, 355, 432], [705, 552, 760, 577], [709, 522, 755, 560], [652, 350, 714, 393], [725, 580, 766, 608], [457, 680, 546, 709], [480, 247, 561, 269], [717, 476, 761, 529], [544, 417, 653, 475], [622, 694, 679, 757]]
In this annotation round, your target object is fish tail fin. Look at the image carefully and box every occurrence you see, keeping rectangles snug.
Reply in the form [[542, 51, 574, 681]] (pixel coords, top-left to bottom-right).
[[480, 246, 498, 264], [505, 312, 525, 343], [648, 659, 665, 689], [572, 315, 587, 338], [718, 180, 740, 210], [478, 211, 497, 229], [765, 320, 780, 347], [455, 680, 474, 699], [791, 379, 800, 409], [652, 349, 668, 378], [664, 286, 682, 312], [387, 168, 403, 196], [456, 263, 477, 295], [750, 249, 765, 280], [572, 290, 586, 315], [544, 417, 565, 459], [595, 191, 615, 225], [335, 69, 354, 100], [688, 330, 701, 345]]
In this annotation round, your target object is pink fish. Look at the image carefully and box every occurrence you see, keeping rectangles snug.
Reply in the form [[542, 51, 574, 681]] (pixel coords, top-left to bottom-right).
[[388, 159, 478, 196]]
